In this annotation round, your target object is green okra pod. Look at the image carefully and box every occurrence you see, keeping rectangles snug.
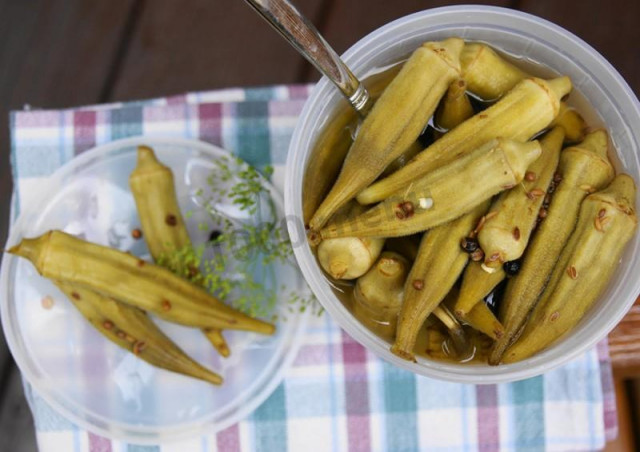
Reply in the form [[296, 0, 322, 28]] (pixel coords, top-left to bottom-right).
[[57, 282, 223, 385], [309, 38, 464, 230], [502, 174, 637, 363], [8, 230, 275, 334], [490, 130, 615, 364], [391, 201, 488, 362], [356, 76, 570, 205], [321, 138, 541, 239], [130, 145, 231, 357], [434, 78, 475, 131]]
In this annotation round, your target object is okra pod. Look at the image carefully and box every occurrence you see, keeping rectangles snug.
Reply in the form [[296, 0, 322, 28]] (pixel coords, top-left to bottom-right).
[[459, 301, 504, 341], [490, 130, 615, 364], [478, 127, 565, 267], [453, 261, 507, 318], [434, 79, 475, 130], [357, 76, 571, 205], [129, 145, 190, 260], [321, 138, 541, 239], [57, 282, 223, 385], [309, 38, 464, 230], [549, 103, 586, 143], [502, 174, 637, 363], [353, 251, 410, 337], [391, 201, 488, 362], [460, 42, 528, 100], [8, 231, 275, 334], [130, 145, 230, 357], [317, 202, 384, 279], [461, 42, 585, 142], [317, 236, 384, 280]]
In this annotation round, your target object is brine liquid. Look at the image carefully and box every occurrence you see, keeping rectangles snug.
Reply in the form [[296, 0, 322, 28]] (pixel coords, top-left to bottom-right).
[[303, 42, 615, 365]]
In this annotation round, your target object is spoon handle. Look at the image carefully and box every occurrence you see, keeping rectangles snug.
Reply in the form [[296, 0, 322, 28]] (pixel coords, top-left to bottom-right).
[[244, 0, 373, 115]]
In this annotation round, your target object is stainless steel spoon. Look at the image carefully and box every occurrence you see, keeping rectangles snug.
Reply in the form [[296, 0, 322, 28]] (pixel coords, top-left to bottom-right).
[[243, 0, 374, 116]]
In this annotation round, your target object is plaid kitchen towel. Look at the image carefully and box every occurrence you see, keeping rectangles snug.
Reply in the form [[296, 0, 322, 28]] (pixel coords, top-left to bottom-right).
[[8, 85, 617, 452]]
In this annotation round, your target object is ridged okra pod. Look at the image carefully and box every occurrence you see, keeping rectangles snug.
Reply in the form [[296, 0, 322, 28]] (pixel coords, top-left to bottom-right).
[[321, 138, 541, 239], [479, 127, 565, 266], [357, 76, 570, 205], [391, 201, 488, 362], [461, 301, 504, 341], [502, 175, 637, 363], [460, 42, 528, 100], [454, 128, 564, 317], [317, 202, 384, 279], [453, 261, 507, 318], [309, 38, 464, 230], [129, 145, 190, 260], [8, 230, 275, 334], [302, 67, 401, 224], [460, 42, 585, 142], [353, 251, 410, 337], [434, 79, 475, 131], [130, 146, 230, 357], [490, 130, 615, 364], [57, 282, 223, 385]]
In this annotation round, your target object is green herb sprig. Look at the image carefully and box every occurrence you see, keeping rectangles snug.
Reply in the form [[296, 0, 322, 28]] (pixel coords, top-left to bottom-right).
[[158, 156, 320, 320]]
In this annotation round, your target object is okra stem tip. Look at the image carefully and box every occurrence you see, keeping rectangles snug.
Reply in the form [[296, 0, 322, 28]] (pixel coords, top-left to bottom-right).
[[545, 76, 573, 100], [390, 344, 417, 363]]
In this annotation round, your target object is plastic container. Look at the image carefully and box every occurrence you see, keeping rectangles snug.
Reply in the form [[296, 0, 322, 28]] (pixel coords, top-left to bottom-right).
[[1, 137, 309, 443], [284, 6, 640, 383]]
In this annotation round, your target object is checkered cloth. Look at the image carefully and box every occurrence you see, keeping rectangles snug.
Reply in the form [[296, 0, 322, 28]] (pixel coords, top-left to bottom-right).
[[9, 85, 617, 451]]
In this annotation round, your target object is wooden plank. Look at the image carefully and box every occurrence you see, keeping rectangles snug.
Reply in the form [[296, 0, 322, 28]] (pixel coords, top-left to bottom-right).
[[0, 365, 37, 452], [111, 0, 325, 100], [609, 295, 640, 377], [519, 0, 640, 95], [0, 0, 135, 245]]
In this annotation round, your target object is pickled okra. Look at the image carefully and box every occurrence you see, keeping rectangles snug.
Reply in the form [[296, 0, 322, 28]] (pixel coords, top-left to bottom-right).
[[8, 231, 275, 334], [129, 145, 230, 357], [479, 127, 565, 267], [357, 76, 571, 205], [502, 175, 637, 363], [490, 130, 615, 364], [321, 138, 541, 239], [461, 301, 504, 341], [317, 202, 384, 279], [460, 42, 585, 142], [57, 282, 223, 385], [353, 251, 410, 337], [460, 42, 528, 100], [129, 146, 191, 261], [391, 202, 488, 362], [453, 261, 507, 318], [434, 79, 474, 131], [453, 128, 565, 316], [309, 38, 464, 230]]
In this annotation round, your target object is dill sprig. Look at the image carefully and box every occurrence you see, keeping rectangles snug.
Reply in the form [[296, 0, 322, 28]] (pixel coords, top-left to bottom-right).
[[158, 156, 320, 320]]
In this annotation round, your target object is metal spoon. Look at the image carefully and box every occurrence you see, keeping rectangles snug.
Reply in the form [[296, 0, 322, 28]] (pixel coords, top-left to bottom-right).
[[243, 0, 374, 116]]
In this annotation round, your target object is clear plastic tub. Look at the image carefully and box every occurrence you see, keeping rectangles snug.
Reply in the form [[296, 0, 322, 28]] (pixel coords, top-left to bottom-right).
[[1, 137, 309, 443], [285, 6, 640, 383]]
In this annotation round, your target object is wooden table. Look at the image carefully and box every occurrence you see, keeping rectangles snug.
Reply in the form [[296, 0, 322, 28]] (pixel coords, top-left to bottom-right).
[[0, 1, 639, 450]]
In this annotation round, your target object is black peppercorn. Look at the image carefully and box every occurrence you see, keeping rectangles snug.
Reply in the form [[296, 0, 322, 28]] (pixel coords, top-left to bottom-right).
[[460, 237, 479, 253], [504, 260, 521, 276]]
